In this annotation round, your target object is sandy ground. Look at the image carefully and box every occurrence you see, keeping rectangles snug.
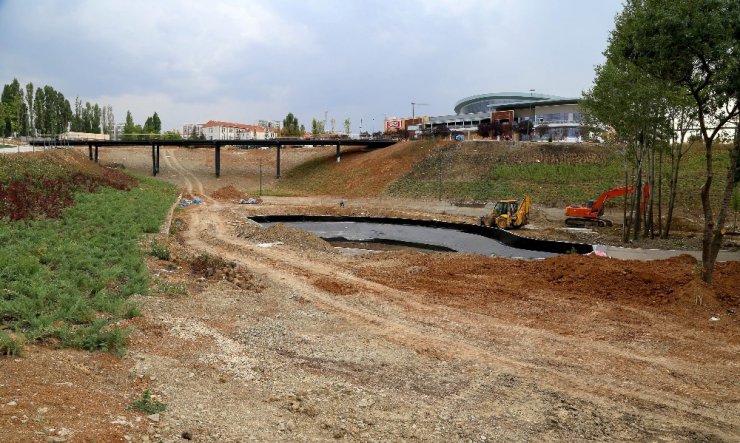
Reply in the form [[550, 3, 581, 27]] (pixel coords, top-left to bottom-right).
[[1, 146, 739, 442]]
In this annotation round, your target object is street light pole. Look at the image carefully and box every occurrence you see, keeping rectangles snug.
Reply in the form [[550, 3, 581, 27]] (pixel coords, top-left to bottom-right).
[[529, 89, 535, 140]]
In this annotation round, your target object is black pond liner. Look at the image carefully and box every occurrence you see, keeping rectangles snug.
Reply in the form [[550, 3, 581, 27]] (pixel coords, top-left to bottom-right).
[[248, 215, 593, 257]]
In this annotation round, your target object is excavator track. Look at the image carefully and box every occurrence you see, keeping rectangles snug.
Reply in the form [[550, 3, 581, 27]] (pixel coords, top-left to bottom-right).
[[565, 217, 613, 228]]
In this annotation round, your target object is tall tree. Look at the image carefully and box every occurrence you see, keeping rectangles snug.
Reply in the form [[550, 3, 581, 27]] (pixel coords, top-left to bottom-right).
[[1, 79, 24, 137], [611, 0, 740, 283], [344, 118, 351, 135], [281, 112, 301, 137], [25, 82, 34, 136], [123, 110, 135, 141], [581, 58, 674, 241], [151, 112, 161, 133]]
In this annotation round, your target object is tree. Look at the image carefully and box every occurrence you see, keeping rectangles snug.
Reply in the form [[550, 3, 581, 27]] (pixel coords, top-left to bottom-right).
[[477, 122, 492, 138], [123, 110, 135, 141], [151, 112, 161, 133], [281, 112, 301, 137], [311, 118, 325, 136], [518, 120, 533, 137], [581, 57, 675, 241], [25, 82, 34, 136], [1, 79, 24, 137], [102, 105, 114, 136], [162, 130, 181, 140], [611, 0, 740, 283], [344, 118, 351, 135]]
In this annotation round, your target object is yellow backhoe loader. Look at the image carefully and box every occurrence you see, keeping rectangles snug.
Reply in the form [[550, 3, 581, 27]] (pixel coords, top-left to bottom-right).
[[480, 195, 531, 229]]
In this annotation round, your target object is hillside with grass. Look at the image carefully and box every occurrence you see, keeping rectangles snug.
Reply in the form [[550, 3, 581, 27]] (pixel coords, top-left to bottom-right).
[[0, 151, 177, 355], [275, 139, 734, 219]]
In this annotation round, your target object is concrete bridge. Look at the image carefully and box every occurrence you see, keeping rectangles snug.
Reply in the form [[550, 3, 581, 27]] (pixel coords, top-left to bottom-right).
[[29, 138, 397, 178]]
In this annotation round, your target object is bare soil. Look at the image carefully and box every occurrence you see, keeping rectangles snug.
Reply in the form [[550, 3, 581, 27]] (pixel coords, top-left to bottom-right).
[[1, 147, 738, 442]]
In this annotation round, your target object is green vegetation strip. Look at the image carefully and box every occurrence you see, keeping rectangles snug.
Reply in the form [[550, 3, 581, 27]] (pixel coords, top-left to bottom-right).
[[386, 144, 731, 211], [0, 177, 176, 355]]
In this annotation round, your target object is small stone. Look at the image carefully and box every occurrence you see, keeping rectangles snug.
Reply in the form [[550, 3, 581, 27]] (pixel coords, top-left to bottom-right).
[[123, 435, 132, 442], [181, 431, 193, 440], [6, 400, 17, 406], [147, 413, 160, 422], [46, 438, 66, 443], [37, 407, 49, 414]]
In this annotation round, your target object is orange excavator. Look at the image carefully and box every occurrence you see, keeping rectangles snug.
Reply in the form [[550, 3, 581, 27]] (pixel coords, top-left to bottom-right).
[[565, 184, 650, 227]]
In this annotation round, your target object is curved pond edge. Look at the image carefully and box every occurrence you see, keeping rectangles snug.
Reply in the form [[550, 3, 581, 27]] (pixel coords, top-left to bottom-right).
[[248, 215, 594, 255]]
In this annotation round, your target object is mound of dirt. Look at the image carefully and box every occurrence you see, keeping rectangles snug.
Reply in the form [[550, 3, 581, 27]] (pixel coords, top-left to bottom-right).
[[235, 221, 334, 253], [211, 185, 245, 200], [189, 252, 260, 290]]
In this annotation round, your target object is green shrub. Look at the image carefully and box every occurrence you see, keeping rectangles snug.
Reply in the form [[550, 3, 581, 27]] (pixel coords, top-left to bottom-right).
[[0, 331, 26, 357], [128, 389, 167, 414], [149, 240, 171, 261]]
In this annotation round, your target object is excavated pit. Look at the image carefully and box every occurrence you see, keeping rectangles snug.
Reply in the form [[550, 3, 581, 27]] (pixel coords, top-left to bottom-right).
[[250, 215, 593, 259]]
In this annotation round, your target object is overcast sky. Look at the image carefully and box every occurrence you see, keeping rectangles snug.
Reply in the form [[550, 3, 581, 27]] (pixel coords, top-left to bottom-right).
[[0, 0, 624, 132]]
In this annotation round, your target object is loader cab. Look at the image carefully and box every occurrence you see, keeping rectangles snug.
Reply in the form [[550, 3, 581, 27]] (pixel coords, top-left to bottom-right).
[[493, 200, 518, 218]]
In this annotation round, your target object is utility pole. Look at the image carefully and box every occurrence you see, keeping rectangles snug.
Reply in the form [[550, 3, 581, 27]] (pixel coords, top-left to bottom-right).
[[411, 102, 429, 119]]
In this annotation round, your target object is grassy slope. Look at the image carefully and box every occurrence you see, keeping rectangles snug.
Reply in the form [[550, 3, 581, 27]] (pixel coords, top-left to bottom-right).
[[276, 139, 733, 217], [0, 155, 177, 354]]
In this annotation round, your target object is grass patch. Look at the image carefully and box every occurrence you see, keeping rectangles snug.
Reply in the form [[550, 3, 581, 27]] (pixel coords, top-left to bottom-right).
[[0, 174, 177, 354], [155, 280, 188, 297], [128, 389, 167, 414]]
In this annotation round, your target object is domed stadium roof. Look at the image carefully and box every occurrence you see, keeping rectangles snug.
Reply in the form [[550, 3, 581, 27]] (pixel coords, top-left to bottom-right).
[[454, 92, 579, 115]]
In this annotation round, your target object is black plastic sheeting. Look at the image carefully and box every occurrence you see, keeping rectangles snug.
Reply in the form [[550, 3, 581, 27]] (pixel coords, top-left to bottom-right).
[[248, 215, 593, 257]]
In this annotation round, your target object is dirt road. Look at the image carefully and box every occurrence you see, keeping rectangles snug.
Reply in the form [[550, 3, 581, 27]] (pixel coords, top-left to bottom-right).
[[2, 147, 738, 442]]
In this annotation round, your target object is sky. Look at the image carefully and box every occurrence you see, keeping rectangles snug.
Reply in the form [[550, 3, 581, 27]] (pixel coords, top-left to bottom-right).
[[0, 0, 624, 133]]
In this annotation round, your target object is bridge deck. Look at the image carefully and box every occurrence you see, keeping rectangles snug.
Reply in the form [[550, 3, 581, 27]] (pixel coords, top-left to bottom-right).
[[28, 138, 397, 178]]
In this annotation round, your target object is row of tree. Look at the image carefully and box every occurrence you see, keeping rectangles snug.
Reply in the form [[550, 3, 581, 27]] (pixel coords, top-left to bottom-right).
[[581, 0, 739, 283], [1, 78, 166, 141], [280, 113, 354, 137], [1, 79, 75, 137]]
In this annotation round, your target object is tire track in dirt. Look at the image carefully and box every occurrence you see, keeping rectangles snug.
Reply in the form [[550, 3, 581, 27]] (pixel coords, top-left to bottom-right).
[[161, 149, 194, 194], [168, 148, 206, 197], [178, 203, 739, 437]]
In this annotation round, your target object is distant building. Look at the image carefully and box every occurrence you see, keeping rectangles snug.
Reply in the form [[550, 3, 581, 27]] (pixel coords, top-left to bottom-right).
[[405, 92, 582, 141], [182, 123, 204, 139], [257, 120, 281, 132], [201, 120, 277, 141], [111, 122, 125, 140]]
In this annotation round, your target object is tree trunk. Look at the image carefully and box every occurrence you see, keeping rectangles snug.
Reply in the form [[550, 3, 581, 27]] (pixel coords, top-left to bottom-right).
[[623, 164, 630, 242], [657, 142, 664, 236], [663, 135, 684, 239], [703, 124, 740, 283]]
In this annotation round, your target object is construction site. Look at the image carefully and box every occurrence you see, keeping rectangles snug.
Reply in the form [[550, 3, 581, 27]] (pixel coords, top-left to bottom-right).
[[1, 141, 739, 442]]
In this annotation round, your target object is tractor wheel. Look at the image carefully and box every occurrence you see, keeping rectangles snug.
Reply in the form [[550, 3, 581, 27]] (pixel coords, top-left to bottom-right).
[[496, 218, 509, 229]]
